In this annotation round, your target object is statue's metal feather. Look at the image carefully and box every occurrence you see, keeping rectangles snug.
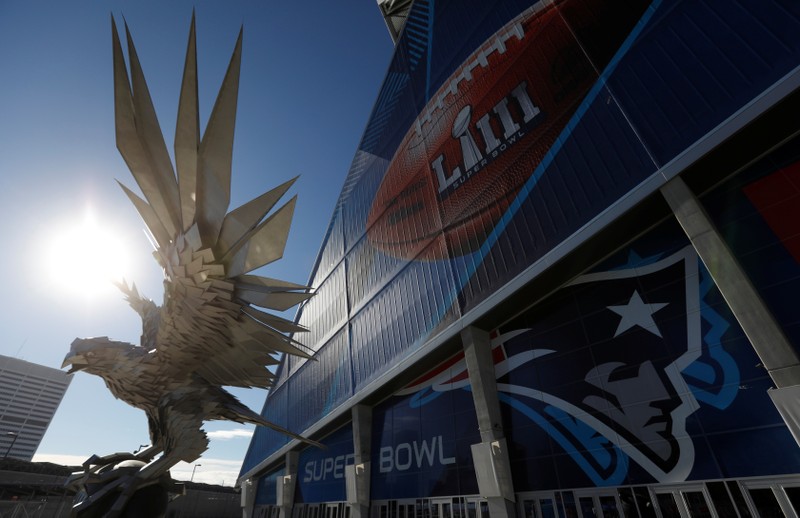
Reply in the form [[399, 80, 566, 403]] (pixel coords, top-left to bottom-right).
[[63, 15, 318, 516]]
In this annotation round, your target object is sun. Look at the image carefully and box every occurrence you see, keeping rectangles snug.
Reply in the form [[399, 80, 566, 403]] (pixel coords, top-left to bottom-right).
[[45, 210, 130, 299]]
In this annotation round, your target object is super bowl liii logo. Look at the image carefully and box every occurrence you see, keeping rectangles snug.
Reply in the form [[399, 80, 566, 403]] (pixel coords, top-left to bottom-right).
[[431, 81, 542, 196]]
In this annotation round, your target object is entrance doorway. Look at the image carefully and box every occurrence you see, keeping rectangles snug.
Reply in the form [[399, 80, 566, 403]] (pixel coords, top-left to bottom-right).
[[574, 489, 624, 517]]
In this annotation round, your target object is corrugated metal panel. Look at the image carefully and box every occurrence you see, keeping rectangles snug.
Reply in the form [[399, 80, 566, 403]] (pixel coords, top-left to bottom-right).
[[241, 384, 290, 474], [607, 0, 800, 166], [346, 235, 414, 315], [311, 207, 346, 286], [287, 328, 353, 433], [350, 240, 459, 390], [342, 157, 388, 252], [294, 262, 349, 363]]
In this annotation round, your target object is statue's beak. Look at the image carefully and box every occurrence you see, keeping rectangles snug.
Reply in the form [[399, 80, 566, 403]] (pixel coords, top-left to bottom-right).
[[61, 352, 87, 374]]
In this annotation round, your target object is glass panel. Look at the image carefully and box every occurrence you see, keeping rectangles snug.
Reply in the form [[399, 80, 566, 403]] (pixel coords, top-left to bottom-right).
[[523, 499, 538, 518], [466, 502, 477, 518], [540, 498, 556, 518], [785, 486, 800, 515], [558, 491, 577, 518], [598, 496, 620, 518], [706, 482, 737, 518], [618, 488, 639, 518], [480, 502, 489, 518], [382, 504, 388, 518], [345, 507, 351, 518], [747, 488, 784, 518], [579, 497, 598, 517], [443, 503, 452, 518], [421, 500, 431, 518], [681, 492, 712, 518], [726, 482, 752, 518], [655, 493, 681, 518], [632, 487, 656, 518]]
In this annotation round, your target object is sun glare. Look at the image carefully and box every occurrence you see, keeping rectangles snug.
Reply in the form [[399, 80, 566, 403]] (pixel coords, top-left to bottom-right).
[[46, 211, 130, 299]]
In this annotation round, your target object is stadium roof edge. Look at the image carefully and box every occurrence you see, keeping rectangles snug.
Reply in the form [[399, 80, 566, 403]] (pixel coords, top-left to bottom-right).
[[377, 0, 414, 44]]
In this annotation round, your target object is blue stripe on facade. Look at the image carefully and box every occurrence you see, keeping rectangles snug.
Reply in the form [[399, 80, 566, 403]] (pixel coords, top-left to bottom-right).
[[446, 0, 663, 311]]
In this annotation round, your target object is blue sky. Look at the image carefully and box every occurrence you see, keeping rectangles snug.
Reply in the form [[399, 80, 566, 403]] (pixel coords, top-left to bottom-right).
[[0, 0, 392, 484]]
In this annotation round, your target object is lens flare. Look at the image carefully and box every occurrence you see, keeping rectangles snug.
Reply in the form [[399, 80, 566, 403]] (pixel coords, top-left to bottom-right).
[[46, 210, 129, 299]]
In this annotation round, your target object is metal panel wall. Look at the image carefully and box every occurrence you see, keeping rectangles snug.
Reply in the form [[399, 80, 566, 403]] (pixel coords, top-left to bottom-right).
[[288, 328, 352, 435], [242, 0, 800, 478]]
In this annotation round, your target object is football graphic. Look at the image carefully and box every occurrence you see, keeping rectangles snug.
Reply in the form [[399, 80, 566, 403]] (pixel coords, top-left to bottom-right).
[[366, 0, 632, 260]]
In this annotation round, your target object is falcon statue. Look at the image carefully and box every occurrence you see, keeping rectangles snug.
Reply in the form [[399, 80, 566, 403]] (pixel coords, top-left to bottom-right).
[[62, 15, 318, 516]]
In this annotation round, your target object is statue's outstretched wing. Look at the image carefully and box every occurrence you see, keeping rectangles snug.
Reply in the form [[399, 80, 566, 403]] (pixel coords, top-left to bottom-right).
[[111, 15, 312, 388]]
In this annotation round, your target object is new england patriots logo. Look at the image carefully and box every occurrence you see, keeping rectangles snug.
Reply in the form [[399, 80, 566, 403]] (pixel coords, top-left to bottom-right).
[[399, 246, 730, 485]]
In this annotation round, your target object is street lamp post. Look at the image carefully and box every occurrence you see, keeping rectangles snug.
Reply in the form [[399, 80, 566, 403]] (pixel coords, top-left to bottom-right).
[[3, 432, 18, 459], [190, 463, 201, 482]]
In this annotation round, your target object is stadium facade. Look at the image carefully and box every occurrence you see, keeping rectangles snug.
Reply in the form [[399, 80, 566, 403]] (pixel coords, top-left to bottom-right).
[[239, 0, 800, 516], [0, 355, 72, 461]]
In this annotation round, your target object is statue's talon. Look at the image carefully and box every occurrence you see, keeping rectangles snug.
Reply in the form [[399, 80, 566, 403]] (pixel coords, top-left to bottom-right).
[[70, 471, 134, 515], [132, 444, 161, 462], [82, 454, 102, 468], [107, 475, 141, 517]]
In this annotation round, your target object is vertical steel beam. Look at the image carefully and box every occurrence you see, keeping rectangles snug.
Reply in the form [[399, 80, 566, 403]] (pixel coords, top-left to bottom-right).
[[349, 405, 372, 518], [660, 176, 800, 388], [462, 326, 517, 518], [241, 477, 256, 517], [279, 451, 299, 518]]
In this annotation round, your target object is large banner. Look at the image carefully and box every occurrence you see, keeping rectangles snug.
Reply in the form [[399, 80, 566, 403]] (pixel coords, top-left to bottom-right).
[[295, 425, 354, 503], [371, 374, 480, 499], [336, 0, 800, 401], [243, 0, 800, 475], [372, 220, 800, 493], [366, 0, 649, 262], [250, 132, 800, 492]]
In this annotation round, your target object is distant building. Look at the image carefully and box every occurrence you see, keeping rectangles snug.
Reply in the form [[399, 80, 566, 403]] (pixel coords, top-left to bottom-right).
[[0, 458, 241, 517], [0, 355, 71, 461]]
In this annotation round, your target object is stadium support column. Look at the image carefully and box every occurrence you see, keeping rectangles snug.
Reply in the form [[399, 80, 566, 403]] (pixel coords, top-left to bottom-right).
[[279, 452, 299, 518], [462, 326, 517, 518], [348, 405, 372, 518], [242, 477, 256, 518], [661, 176, 800, 445]]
